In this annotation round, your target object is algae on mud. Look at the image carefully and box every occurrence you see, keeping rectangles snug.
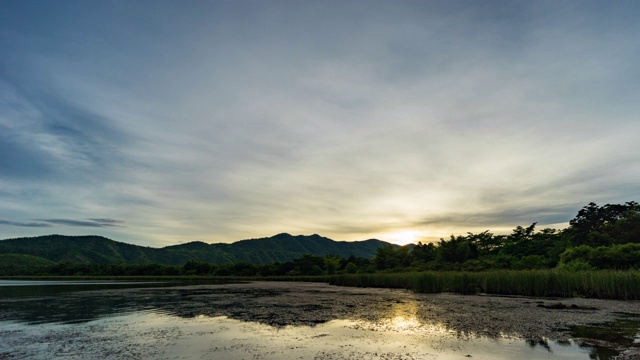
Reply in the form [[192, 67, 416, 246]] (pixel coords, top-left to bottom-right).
[[0, 281, 639, 359]]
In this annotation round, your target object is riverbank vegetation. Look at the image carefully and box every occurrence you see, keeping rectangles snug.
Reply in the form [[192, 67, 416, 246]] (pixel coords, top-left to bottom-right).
[[328, 270, 640, 300], [2, 202, 640, 299]]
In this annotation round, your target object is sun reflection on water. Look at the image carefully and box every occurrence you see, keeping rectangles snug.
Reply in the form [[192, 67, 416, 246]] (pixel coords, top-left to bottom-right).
[[391, 315, 420, 330], [377, 299, 453, 337]]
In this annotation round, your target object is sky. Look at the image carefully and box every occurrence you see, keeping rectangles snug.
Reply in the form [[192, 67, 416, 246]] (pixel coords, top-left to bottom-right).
[[1, 1, 639, 247]]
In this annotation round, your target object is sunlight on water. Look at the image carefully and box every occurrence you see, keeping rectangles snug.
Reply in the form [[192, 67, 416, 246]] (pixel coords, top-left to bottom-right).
[[150, 312, 593, 360], [390, 315, 423, 332], [0, 281, 631, 359], [0, 310, 594, 360]]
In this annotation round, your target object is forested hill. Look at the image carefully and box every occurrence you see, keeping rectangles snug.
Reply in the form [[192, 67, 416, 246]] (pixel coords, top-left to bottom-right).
[[0, 233, 393, 266]]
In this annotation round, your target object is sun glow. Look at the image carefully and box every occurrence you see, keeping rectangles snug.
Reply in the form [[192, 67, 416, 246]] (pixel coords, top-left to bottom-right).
[[390, 316, 422, 332], [384, 230, 423, 245]]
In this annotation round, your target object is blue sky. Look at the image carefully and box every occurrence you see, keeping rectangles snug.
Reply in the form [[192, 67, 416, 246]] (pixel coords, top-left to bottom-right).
[[1, 1, 639, 246]]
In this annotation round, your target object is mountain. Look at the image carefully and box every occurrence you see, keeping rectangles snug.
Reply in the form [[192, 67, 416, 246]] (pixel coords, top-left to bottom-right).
[[0, 233, 394, 266], [0, 254, 56, 276]]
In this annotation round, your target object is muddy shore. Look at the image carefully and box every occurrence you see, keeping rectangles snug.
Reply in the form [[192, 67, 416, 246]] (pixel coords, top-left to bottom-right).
[[172, 282, 640, 357], [1, 281, 639, 359]]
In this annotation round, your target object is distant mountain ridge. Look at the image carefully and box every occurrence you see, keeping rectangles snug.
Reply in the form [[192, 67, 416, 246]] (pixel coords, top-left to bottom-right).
[[0, 233, 394, 266]]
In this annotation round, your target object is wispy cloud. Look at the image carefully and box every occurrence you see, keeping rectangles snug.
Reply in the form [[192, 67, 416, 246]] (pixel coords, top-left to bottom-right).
[[1, 1, 638, 245], [88, 218, 125, 226], [0, 219, 52, 228], [0, 77, 132, 183], [35, 219, 125, 228]]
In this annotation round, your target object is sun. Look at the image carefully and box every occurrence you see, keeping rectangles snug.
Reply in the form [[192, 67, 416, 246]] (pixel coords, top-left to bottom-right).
[[386, 230, 421, 245]]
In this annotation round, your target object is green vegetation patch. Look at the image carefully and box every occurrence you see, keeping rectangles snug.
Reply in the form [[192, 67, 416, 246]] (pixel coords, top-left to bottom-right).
[[329, 270, 640, 300], [0, 254, 56, 276]]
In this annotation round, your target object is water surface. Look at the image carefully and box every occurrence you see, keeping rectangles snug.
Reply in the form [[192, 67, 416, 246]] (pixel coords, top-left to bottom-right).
[[0, 280, 637, 359]]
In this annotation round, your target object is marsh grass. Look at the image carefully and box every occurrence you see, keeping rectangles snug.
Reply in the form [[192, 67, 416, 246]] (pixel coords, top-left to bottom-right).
[[6, 271, 639, 300], [328, 270, 640, 300]]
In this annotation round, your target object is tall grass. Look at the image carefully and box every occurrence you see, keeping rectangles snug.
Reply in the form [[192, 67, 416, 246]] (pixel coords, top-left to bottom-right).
[[328, 270, 640, 300], [7, 271, 639, 300]]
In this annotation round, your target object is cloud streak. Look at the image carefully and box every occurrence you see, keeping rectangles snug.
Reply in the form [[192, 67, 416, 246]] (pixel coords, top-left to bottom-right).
[[35, 219, 125, 228], [0, 219, 52, 228]]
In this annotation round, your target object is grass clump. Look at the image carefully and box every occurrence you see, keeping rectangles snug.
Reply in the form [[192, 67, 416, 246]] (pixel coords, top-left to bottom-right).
[[328, 270, 640, 300]]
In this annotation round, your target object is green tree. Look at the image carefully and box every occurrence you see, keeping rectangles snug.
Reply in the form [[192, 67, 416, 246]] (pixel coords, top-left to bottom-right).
[[344, 262, 358, 274], [467, 231, 502, 257], [374, 245, 410, 271], [436, 235, 478, 264], [411, 242, 437, 263], [182, 259, 213, 275], [323, 255, 341, 275], [568, 202, 640, 246], [288, 254, 324, 275]]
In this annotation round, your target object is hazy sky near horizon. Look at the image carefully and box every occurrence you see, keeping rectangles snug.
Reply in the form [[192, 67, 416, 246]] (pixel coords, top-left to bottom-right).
[[1, 1, 639, 246]]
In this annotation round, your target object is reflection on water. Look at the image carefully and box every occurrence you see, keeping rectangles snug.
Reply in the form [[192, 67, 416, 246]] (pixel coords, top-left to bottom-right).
[[387, 299, 422, 332], [378, 300, 454, 338], [0, 311, 593, 360], [0, 280, 160, 286], [0, 279, 231, 298], [569, 315, 640, 360], [0, 280, 637, 359]]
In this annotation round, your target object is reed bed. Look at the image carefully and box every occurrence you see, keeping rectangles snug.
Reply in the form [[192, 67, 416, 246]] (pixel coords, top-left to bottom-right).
[[7, 271, 640, 300], [328, 270, 640, 300]]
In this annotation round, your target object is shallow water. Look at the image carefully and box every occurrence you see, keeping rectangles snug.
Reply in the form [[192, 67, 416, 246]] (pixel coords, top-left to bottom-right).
[[0, 312, 593, 360], [0, 280, 636, 359]]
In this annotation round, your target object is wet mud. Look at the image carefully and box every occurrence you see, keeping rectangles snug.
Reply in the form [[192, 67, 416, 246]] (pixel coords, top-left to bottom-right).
[[1, 281, 639, 359]]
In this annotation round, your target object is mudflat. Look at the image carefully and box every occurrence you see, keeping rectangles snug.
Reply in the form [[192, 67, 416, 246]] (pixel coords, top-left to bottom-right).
[[1, 281, 639, 359]]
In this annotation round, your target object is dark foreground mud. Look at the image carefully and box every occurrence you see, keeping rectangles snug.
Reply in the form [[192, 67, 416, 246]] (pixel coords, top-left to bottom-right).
[[1, 281, 639, 359]]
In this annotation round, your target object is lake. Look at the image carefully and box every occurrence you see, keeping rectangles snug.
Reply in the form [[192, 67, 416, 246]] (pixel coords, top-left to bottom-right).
[[1, 280, 638, 359]]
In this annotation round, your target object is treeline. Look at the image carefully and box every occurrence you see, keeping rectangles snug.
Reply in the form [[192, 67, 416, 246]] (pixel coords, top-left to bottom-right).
[[10, 253, 371, 277], [379, 201, 640, 272], [3, 201, 639, 277]]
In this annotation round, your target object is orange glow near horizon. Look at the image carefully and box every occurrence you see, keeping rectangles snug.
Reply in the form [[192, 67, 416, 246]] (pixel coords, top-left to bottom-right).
[[382, 230, 425, 245]]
